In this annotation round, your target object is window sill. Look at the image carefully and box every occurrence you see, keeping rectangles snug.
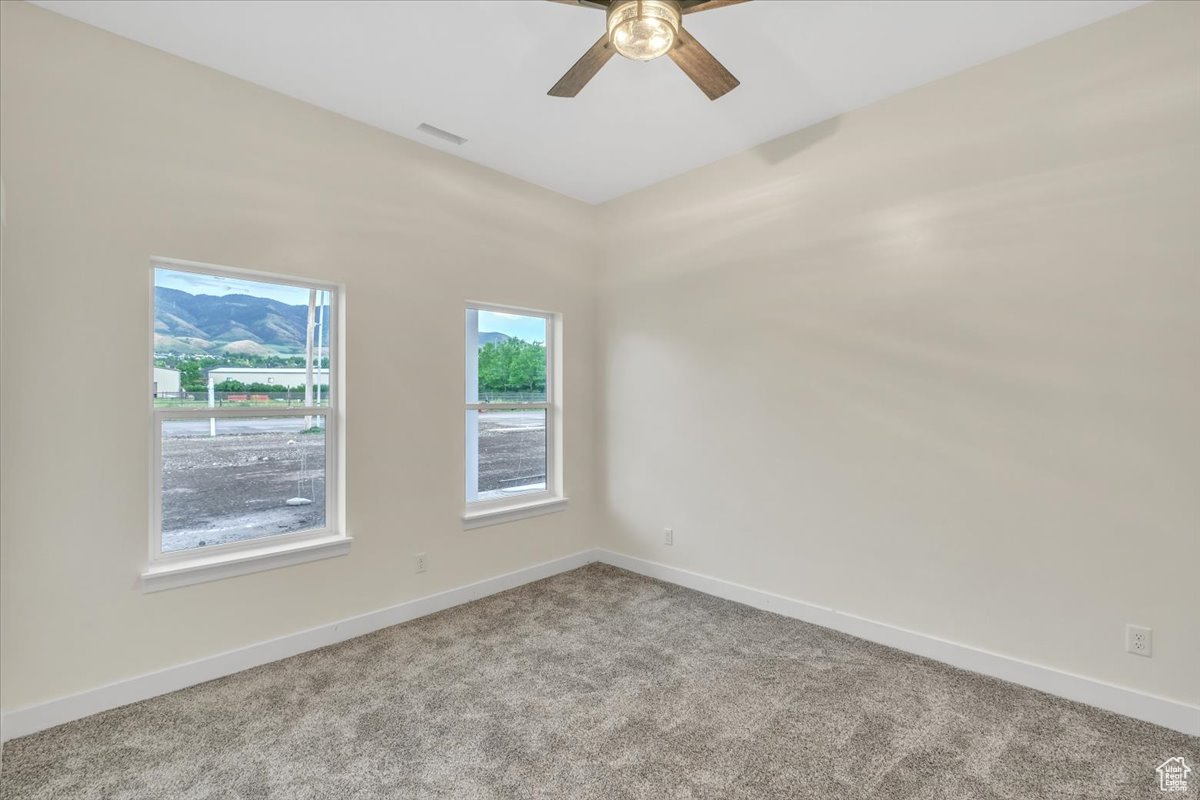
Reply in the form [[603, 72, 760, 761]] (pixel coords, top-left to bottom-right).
[[141, 534, 352, 593], [462, 496, 569, 530]]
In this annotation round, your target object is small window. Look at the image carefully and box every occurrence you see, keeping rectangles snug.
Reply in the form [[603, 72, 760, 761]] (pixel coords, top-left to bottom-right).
[[465, 304, 561, 513], [151, 260, 340, 565]]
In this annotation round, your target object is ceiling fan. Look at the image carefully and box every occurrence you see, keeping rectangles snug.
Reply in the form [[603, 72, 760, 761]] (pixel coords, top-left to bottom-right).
[[547, 0, 749, 100]]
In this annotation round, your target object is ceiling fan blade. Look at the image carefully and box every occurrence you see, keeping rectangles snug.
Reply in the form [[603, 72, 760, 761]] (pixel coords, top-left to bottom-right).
[[548, 34, 616, 97], [668, 29, 740, 100], [546, 0, 610, 9], [680, 0, 750, 13]]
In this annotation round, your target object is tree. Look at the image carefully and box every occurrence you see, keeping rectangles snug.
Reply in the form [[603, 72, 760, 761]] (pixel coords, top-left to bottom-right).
[[178, 361, 205, 392], [477, 338, 546, 394]]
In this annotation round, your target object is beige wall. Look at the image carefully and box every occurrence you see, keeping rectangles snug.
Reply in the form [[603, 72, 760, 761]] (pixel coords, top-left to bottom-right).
[[3, 0, 1197, 719], [596, 1, 1199, 705], [0, 2, 597, 710]]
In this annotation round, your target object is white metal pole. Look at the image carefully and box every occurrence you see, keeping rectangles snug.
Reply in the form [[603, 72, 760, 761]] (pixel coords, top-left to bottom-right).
[[208, 375, 216, 438], [304, 289, 316, 429], [315, 292, 324, 408]]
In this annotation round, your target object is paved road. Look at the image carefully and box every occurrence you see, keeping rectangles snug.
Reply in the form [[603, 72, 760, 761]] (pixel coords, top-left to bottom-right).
[[164, 410, 544, 437], [164, 417, 327, 436]]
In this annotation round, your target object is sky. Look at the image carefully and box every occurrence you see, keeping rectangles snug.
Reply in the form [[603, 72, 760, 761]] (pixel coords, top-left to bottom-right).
[[478, 310, 545, 344], [155, 268, 319, 306]]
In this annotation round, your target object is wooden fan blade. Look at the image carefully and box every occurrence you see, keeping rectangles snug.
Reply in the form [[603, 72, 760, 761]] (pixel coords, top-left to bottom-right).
[[546, 0, 610, 9], [549, 34, 615, 97], [668, 29, 740, 100], [680, 0, 750, 13]]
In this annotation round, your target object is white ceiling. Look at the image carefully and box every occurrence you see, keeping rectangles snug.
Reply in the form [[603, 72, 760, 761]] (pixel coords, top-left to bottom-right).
[[31, 0, 1145, 204]]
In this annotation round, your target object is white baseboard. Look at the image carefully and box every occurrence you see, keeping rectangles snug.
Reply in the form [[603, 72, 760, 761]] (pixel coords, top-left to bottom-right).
[[0, 549, 595, 743], [5, 547, 1196, 743], [593, 549, 1200, 737]]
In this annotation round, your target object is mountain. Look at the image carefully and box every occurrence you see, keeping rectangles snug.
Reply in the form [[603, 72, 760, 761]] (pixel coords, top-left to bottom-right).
[[154, 287, 327, 354], [156, 287, 515, 355], [478, 331, 510, 348]]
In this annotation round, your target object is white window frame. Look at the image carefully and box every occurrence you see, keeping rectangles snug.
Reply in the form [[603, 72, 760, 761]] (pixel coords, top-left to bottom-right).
[[143, 257, 348, 591], [463, 302, 567, 529]]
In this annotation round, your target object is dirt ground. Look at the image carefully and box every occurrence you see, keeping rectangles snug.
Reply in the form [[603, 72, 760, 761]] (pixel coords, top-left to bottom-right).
[[161, 430, 326, 552], [477, 412, 547, 492], [160, 414, 545, 552]]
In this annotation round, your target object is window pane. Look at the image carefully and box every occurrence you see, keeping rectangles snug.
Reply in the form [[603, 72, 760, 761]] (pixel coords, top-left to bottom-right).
[[161, 415, 326, 553], [472, 408, 547, 501], [154, 268, 331, 409], [467, 308, 547, 404]]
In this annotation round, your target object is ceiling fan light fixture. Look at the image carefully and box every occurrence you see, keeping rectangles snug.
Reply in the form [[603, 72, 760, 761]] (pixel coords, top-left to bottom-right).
[[606, 0, 681, 62]]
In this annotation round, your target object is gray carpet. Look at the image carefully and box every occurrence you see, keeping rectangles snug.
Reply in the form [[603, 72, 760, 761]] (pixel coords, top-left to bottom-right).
[[1, 564, 1195, 799]]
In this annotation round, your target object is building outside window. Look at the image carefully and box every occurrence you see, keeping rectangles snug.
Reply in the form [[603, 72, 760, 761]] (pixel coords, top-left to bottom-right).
[[145, 258, 346, 590]]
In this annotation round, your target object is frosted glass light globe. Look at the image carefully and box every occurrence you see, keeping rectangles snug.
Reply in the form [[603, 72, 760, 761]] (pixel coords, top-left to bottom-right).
[[607, 0, 681, 62]]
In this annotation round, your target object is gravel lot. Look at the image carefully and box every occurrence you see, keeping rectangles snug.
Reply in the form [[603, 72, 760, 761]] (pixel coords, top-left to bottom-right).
[[477, 411, 547, 493], [161, 412, 546, 551], [161, 423, 326, 553]]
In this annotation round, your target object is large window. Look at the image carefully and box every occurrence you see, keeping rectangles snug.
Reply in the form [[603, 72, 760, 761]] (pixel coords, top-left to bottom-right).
[[147, 259, 343, 587], [465, 304, 563, 523]]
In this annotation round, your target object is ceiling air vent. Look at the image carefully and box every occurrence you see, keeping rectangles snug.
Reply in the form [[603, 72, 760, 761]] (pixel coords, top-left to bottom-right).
[[416, 123, 467, 146]]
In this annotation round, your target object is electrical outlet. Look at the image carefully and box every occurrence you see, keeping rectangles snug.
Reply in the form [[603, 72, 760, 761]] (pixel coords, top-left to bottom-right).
[[415, 553, 427, 574], [1125, 624, 1152, 657], [664, 528, 674, 546]]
